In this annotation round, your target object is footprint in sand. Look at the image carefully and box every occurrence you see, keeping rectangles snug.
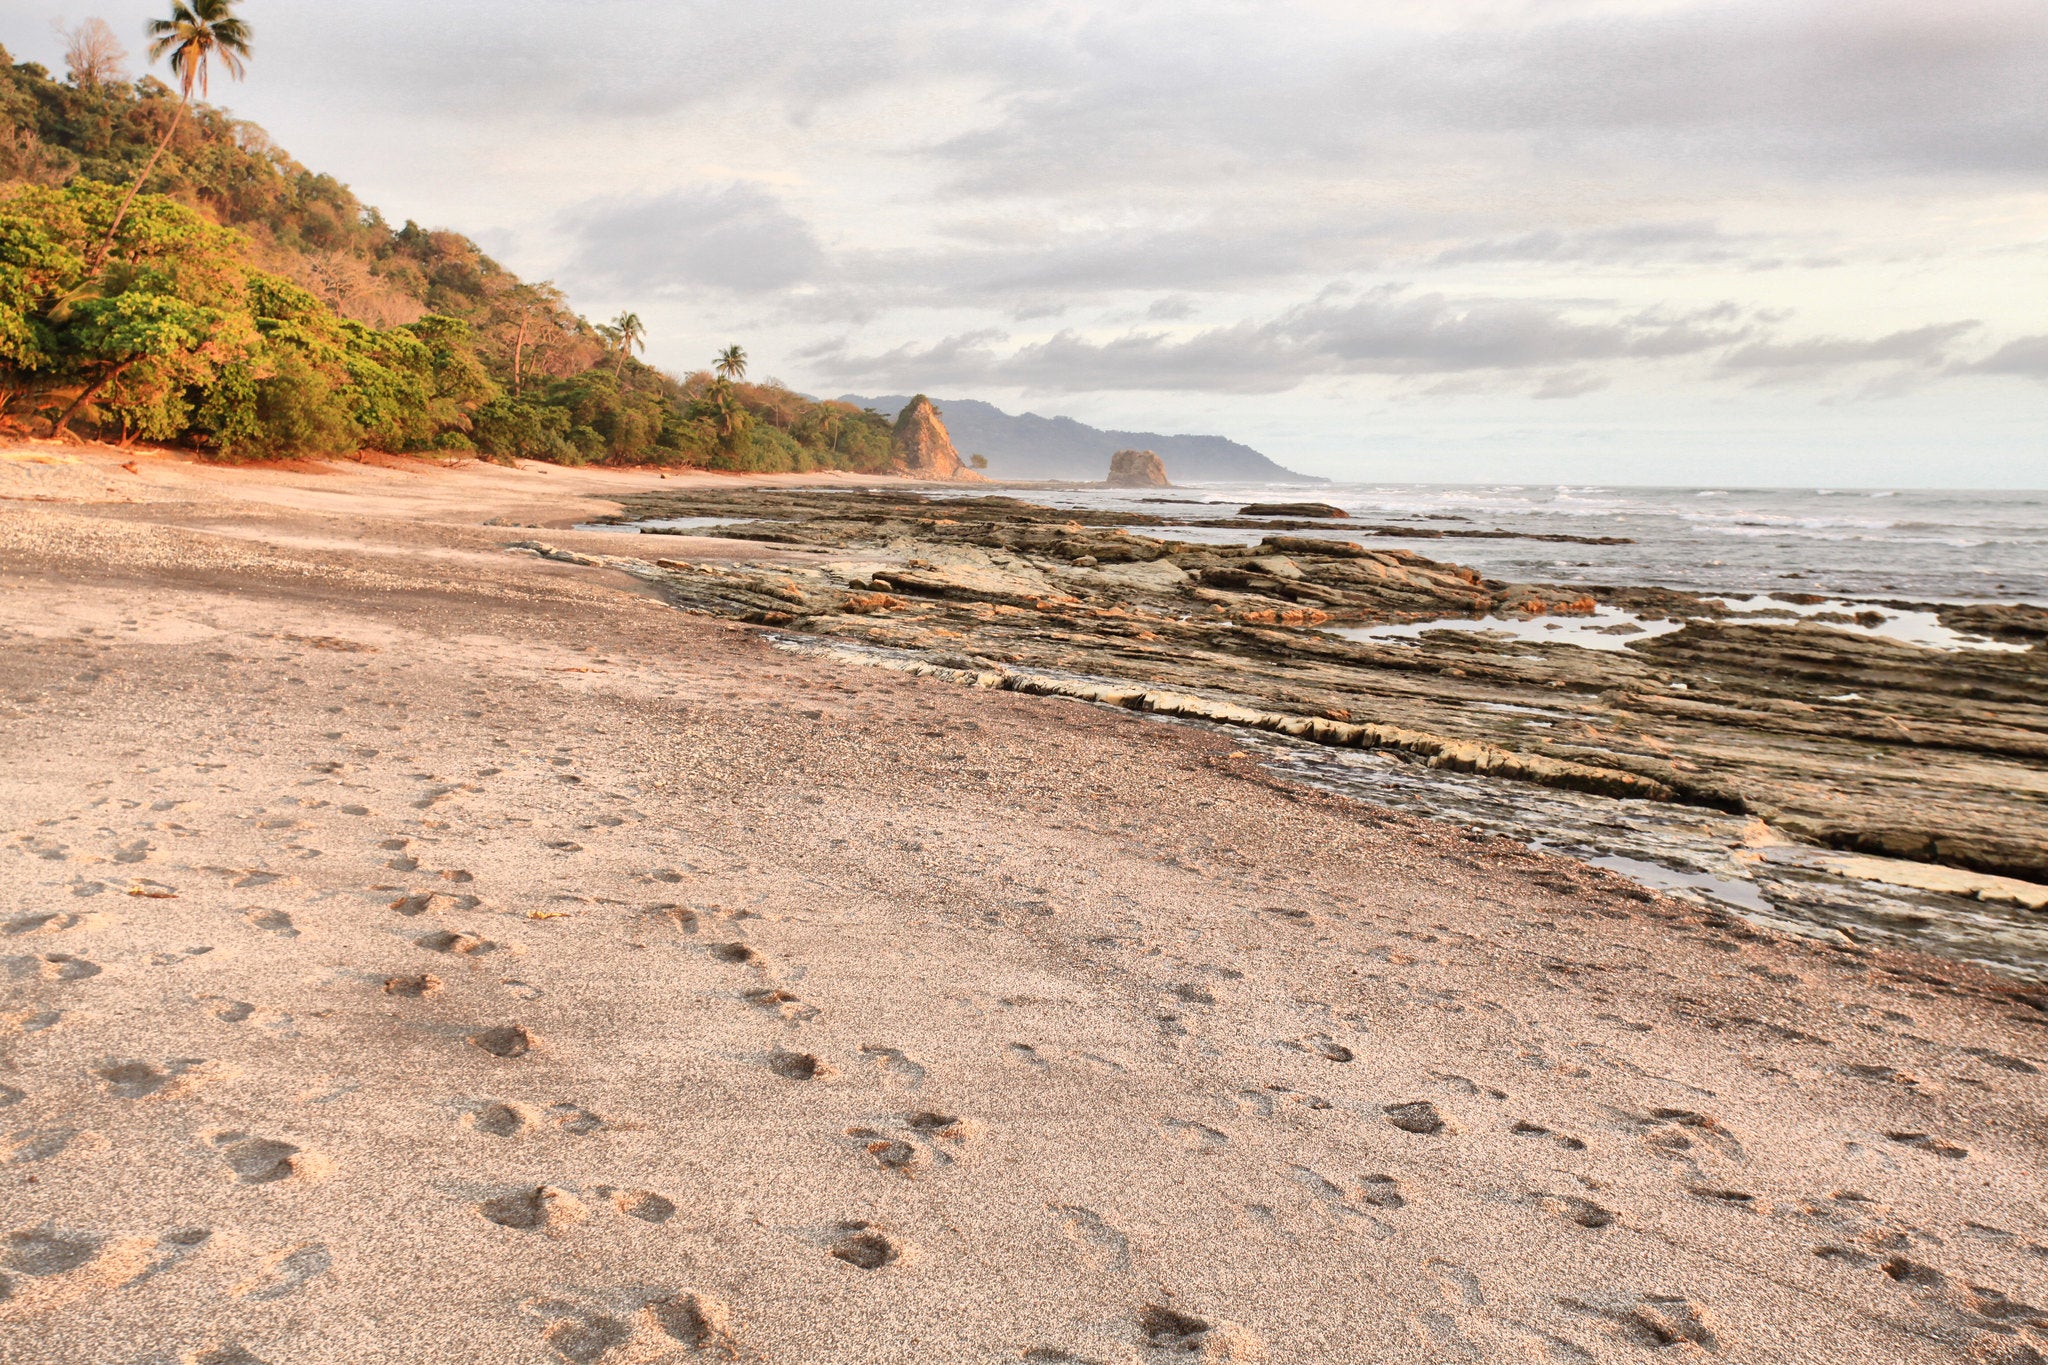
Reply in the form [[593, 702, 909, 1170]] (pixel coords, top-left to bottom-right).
[[94, 1059, 205, 1099], [241, 910, 297, 938], [1007, 1042, 1051, 1071], [208, 1133, 307, 1184], [3, 913, 86, 936], [1136, 1305, 1266, 1358], [639, 904, 699, 936], [16, 954, 102, 983], [1536, 1194, 1616, 1230], [480, 1186, 585, 1232], [231, 1243, 331, 1301], [526, 1301, 629, 1364], [1511, 1120, 1588, 1152], [612, 1190, 676, 1223], [415, 931, 502, 956], [1290, 1167, 1395, 1238], [3, 1226, 100, 1275], [642, 1293, 737, 1353], [548, 1103, 605, 1135], [1383, 1101, 1449, 1135], [1562, 1294, 1718, 1353], [742, 988, 817, 1021], [389, 892, 481, 918], [827, 1223, 900, 1271], [861, 1045, 926, 1091], [1885, 1131, 1968, 1160], [5, 1128, 91, 1163], [468, 1102, 533, 1137], [468, 1026, 535, 1059], [1428, 1259, 1486, 1308], [382, 974, 441, 998], [1159, 1118, 1230, 1153], [767, 1049, 825, 1080], [859, 1137, 921, 1173], [906, 1110, 966, 1141], [0, 1224, 157, 1316], [1052, 1205, 1131, 1272]]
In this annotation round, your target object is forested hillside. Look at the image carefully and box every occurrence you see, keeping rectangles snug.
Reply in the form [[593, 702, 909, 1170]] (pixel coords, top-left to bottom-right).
[[0, 35, 891, 469]]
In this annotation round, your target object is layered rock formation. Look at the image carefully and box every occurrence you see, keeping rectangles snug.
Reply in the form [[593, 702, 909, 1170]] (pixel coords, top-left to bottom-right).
[[1106, 449, 1170, 487], [587, 487, 2048, 895], [890, 396, 982, 481]]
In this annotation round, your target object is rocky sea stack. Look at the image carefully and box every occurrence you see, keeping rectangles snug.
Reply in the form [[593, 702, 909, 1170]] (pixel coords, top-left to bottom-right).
[[891, 396, 982, 481], [1106, 449, 1171, 488]]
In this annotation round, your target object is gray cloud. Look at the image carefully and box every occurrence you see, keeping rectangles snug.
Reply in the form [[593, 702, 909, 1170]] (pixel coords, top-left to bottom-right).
[[1965, 336, 2048, 382], [1719, 322, 1980, 375], [1533, 371, 1614, 400], [1433, 222, 1751, 268], [922, 0, 2048, 199], [564, 184, 826, 296], [804, 287, 1755, 394]]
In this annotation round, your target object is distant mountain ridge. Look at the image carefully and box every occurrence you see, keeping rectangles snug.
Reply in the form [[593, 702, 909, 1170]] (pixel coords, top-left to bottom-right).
[[836, 396, 1321, 484]]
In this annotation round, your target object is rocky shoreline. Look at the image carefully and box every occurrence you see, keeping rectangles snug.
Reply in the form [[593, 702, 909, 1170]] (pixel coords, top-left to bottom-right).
[[552, 487, 2047, 892]]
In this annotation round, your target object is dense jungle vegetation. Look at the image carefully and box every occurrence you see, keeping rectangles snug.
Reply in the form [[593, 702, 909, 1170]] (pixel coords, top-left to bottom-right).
[[0, 24, 895, 469]]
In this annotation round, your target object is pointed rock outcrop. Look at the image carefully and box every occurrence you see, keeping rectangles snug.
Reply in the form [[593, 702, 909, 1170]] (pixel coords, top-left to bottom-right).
[[891, 396, 982, 481]]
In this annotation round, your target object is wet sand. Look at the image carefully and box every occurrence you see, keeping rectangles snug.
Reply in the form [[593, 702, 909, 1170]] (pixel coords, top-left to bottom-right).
[[2, 445, 2044, 1364]]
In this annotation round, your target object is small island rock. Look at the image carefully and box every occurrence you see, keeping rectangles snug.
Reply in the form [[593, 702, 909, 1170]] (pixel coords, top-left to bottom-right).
[[1106, 449, 1171, 488]]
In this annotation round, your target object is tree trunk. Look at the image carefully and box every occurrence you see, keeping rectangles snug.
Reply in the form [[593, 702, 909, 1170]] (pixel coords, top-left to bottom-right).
[[50, 357, 136, 439], [512, 316, 528, 396], [87, 94, 188, 274]]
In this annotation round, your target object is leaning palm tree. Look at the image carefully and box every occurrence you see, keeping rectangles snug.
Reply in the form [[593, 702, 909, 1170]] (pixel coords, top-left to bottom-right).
[[88, 0, 252, 271], [713, 345, 747, 383], [610, 312, 645, 380]]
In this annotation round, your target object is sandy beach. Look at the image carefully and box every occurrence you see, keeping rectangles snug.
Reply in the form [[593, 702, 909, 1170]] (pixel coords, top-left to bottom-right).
[[2, 445, 2044, 1364]]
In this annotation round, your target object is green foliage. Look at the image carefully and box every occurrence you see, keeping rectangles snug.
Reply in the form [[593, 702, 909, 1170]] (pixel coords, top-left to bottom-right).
[[0, 48, 905, 470], [471, 397, 573, 463]]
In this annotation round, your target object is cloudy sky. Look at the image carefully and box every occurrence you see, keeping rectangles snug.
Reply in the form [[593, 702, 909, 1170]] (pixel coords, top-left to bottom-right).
[[9, 0, 2046, 485]]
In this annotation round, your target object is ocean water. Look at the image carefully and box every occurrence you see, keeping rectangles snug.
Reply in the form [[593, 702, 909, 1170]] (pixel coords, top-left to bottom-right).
[[989, 483, 2048, 605]]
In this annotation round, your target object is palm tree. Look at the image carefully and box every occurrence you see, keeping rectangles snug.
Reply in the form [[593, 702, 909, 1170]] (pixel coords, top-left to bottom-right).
[[816, 408, 845, 453], [88, 0, 252, 271], [610, 312, 645, 380], [707, 380, 741, 439], [713, 345, 747, 383]]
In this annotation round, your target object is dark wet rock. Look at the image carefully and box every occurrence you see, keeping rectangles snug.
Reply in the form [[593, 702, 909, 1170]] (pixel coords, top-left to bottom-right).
[[1939, 602, 2048, 643], [1240, 501, 1347, 518]]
